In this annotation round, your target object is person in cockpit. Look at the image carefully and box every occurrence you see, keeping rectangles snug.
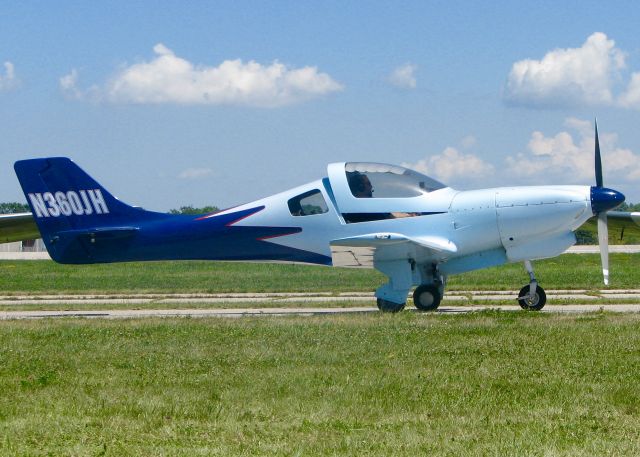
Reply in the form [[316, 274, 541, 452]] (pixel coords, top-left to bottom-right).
[[347, 171, 374, 198], [346, 170, 416, 221]]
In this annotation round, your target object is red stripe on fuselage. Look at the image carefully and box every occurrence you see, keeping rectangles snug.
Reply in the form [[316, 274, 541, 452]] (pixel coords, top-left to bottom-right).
[[224, 207, 265, 226], [256, 230, 301, 241], [194, 205, 240, 221]]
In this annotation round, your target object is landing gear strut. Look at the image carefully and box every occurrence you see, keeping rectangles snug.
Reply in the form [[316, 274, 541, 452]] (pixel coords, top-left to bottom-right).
[[518, 260, 546, 310], [374, 259, 412, 313]]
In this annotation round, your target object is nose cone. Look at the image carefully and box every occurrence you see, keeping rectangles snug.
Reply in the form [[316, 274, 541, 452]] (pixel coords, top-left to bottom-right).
[[591, 186, 625, 214]]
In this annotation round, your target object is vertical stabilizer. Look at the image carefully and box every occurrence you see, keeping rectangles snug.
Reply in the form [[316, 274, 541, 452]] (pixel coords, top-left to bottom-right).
[[14, 157, 164, 262]]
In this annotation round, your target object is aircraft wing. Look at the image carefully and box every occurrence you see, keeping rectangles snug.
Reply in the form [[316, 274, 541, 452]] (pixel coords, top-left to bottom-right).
[[0, 212, 40, 243], [330, 232, 457, 268], [578, 211, 640, 243]]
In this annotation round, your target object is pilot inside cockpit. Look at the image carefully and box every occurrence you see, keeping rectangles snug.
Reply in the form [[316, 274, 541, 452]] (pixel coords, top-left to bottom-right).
[[347, 171, 374, 198], [345, 169, 419, 221]]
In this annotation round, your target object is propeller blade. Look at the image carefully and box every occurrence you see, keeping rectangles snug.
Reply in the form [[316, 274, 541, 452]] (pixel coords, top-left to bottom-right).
[[595, 120, 603, 188], [597, 212, 609, 285]]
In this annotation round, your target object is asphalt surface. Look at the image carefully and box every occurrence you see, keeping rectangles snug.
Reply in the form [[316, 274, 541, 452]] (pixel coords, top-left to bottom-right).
[[2, 290, 640, 320]]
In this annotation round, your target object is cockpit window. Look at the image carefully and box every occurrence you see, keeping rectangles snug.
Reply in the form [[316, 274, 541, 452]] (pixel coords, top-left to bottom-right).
[[288, 189, 329, 216], [345, 162, 445, 198]]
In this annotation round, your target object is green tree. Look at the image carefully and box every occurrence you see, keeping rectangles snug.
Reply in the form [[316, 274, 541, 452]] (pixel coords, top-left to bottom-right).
[[617, 202, 640, 212], [0, 202, 30, 214], [168, 205, 219, 215], [574, 229, 597, 245]]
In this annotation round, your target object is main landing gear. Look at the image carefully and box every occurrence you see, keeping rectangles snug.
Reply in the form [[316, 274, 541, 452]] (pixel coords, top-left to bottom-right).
[[376, 298, 406, 313], [518, 260, 546, 311], [374, 260, 445, 313], [376, 283, 443, 313], [413, 284, 442, 311]]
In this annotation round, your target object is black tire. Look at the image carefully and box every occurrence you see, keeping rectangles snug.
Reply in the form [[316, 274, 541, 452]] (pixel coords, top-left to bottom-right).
[[517, 285, 546, 310], [413, 284, 442, 311], [376, 298, 405, 313]]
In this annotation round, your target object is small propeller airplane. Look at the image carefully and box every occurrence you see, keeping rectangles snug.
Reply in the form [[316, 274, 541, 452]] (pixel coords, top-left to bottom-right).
[[1, 122, 638, 312]]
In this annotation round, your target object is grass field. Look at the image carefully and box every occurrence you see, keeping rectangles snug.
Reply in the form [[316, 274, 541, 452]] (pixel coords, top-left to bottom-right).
[[2, 312, 640, 456], [1, 256, 640, 455], [0, 253, 638, 295]]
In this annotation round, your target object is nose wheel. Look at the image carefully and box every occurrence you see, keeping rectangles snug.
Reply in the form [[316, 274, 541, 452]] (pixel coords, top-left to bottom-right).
[[517, 284, 546, 310], [518, 260, 547, 310]]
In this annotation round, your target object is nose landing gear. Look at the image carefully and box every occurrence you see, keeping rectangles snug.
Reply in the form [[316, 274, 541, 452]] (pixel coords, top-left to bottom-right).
[[518, 260, 546, 310]]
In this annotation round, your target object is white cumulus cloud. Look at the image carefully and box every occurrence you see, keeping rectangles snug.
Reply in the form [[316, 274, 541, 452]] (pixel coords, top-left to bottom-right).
[[506, 118, 640, 184], [618, 72, 640, 109], [61, 44, 343, 107], [403, 146, 494, 185], [60, 69, 101, 101], [60, 69, 81, 99], [504, 32, 625, 108], [178, 168, 214, 180], [388, 63, 417, 89], [0, 61, 19, 92]]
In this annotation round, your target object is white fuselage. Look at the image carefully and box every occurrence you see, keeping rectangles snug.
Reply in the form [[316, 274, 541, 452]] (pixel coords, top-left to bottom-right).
[[221, 180, 593, 276]]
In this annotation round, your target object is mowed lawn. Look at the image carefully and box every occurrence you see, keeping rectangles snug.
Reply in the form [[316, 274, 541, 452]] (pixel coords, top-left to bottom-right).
[[0, 253, 638, 294], [2, 312, 640, 456]]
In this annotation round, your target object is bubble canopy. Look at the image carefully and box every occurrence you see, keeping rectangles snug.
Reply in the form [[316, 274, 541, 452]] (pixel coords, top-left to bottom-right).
[[326, 162, 451, 215], [344, 162, 445, 198]]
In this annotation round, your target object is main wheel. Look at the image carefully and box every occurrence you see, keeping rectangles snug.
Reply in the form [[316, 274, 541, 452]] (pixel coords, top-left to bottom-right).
[[376, 298, 405, 313], [413, 284, 442, 311], [517, 285, 546, 310]]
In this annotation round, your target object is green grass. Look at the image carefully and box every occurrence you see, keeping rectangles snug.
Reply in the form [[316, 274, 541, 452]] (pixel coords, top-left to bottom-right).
[[2, 313, 640, 455], [0, 260, 384, 294], [1, 253, 638, 295], [448, 253, 639, 291]]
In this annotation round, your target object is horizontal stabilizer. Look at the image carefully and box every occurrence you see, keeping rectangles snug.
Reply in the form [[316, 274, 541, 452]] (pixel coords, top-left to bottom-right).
[[0, 212, 39, 243]]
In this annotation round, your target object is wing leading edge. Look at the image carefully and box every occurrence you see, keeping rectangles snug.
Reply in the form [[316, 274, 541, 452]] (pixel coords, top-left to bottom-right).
[[330, 232, 457, 268]]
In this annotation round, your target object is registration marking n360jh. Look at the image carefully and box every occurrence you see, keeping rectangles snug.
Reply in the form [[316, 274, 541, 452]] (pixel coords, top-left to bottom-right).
[[28, 189, 109, 218]]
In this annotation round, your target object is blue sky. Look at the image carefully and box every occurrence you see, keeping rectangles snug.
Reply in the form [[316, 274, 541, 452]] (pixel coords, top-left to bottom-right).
[[2, 1, 640, 210]]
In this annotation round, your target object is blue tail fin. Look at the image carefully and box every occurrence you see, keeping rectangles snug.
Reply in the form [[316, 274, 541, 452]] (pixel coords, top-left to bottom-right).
[[14, 157, 164, 263]]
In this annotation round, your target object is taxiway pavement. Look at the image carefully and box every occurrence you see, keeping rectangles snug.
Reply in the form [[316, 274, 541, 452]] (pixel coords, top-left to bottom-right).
[[1, 290, 640, 320], [2, 289, 640, 305]]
